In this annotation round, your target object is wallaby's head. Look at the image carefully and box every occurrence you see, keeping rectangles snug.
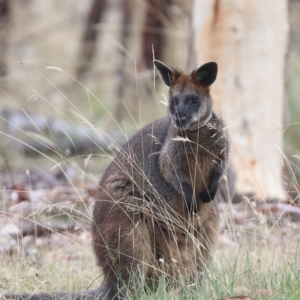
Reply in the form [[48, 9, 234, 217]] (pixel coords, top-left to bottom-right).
[[154, 60, 218, 131]]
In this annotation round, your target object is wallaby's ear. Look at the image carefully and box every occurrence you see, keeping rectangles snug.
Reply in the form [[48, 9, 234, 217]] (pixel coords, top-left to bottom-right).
[[154, 60, 179, 87], [195, 62, 218, 87]]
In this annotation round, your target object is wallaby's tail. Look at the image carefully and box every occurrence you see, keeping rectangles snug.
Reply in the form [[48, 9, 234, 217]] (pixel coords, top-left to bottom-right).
[[1, 289, 102, 300]]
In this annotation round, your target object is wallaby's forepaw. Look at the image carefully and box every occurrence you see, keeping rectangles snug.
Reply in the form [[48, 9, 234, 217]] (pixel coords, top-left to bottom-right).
[[199, 190, 213, 203], [200, 183, 218, 203]]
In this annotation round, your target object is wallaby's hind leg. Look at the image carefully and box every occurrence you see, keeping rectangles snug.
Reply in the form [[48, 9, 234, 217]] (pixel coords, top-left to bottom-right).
[[93, 275, 120, 300], [93, 199, 156, 299]]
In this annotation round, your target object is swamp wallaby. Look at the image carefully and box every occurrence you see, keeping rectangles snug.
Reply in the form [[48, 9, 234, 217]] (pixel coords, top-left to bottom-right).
[[3, 61, 229, 300], [92, 60, 229, 299]]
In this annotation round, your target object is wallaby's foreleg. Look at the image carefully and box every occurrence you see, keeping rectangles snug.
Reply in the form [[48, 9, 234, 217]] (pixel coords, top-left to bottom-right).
[[199, 162, 224, 203]]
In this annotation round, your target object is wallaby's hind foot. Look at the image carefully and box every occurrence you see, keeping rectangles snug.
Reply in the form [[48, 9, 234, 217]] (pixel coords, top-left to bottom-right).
[[95, 278, 120, 300]]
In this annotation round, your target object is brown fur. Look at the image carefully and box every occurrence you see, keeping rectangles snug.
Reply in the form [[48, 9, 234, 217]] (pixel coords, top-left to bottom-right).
[[3, 61, 229, 300], [92, 61, 229, 299]]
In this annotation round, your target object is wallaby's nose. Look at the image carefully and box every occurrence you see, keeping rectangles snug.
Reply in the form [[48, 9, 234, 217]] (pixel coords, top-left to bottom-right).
[[175, 116, 186, 127]]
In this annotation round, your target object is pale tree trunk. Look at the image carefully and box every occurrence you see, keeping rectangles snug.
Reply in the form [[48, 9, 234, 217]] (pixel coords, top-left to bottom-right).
[[192, 0, 289, 200]]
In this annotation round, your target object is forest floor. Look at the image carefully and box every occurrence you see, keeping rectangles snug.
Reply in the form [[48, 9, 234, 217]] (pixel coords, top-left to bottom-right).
[[0, 164, 300, 299]]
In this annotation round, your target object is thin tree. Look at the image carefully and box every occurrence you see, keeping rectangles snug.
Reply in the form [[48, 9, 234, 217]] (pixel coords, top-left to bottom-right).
[[142, 0, 172, 69], [0, 0, 10, 78], [76, 0, 107, 80]]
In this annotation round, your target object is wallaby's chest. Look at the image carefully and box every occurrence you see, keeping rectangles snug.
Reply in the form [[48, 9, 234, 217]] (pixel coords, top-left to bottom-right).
[[102, 116, 224, 213], [158, 121, 223, 194]]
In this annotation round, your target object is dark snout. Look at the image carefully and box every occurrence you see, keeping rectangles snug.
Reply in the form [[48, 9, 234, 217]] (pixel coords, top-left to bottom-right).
[[173, 103, 188, 127], [174, 115, 187, 127]]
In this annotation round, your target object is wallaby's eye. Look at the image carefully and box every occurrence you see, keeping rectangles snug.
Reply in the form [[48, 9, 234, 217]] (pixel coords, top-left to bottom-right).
[[191, 97, 200, 105]]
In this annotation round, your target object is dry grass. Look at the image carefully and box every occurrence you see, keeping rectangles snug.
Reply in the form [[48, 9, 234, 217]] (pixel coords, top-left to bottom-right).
[[0, 231, 98, 293], [0, 228, 300, 299]]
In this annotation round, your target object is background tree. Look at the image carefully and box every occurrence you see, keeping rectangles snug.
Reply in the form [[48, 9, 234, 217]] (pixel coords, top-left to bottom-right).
[[76, 0, 107, 80], [141, 0, 172, 69], [191, 0, 289, 200], [0, 0, 10, 78]]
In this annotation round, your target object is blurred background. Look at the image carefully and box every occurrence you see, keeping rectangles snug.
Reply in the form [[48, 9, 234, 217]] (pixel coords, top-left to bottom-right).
[[0, 0, 299, 246], [0, 0, 194, 172], [0, 1, 298, 169]]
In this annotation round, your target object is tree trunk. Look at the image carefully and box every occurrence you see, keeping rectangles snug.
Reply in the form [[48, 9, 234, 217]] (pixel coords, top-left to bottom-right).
[[191, 0, 289, 200], [76, 0, 107, 80], [142, 0, 172, 69], [0, 0, 10, 78], [114, 0, 132, 122]]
